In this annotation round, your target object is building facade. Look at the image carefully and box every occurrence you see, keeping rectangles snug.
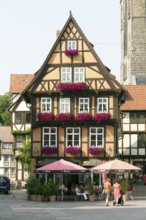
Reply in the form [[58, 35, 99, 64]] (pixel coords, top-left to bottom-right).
[[121, 0, 146, 85], [120, 85, 146, 176], [0, 127, 15, 182], [21, 13, 125, 177]]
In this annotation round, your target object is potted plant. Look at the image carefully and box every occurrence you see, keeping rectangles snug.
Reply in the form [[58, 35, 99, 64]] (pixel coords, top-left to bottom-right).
[[33, 182, 43, 202], [120, 178, 130, 201], [85, 179, 96, 201], [48, 179, 59, 202], [26, 177, 39, 201]]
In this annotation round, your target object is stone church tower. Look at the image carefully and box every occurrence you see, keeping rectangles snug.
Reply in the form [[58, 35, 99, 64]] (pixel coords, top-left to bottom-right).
[[121, 0, 146, 85]]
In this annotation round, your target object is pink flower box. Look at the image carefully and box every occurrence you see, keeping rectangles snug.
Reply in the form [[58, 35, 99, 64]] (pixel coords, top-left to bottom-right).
[[75, 113, 92, 121], [56, 82, 88, 91], [94, 113, 111, 121], [37, 112, 54, 121], [65, 146, 81, 154], [42, 146, 58, 154], [88, 146, 103, 155], [55, 113, 74, 121], [64, 49, 78, 55]]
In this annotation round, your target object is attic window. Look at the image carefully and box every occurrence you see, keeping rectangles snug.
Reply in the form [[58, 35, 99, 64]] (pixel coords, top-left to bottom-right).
[[67, 40, 77, 50]]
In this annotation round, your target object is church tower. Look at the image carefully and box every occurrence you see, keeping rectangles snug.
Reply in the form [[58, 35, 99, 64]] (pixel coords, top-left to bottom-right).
[[121, 0, 146, 85]]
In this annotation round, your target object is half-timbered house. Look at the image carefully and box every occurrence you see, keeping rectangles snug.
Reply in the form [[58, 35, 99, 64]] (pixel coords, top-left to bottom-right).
[[21, 13, 125, 179]]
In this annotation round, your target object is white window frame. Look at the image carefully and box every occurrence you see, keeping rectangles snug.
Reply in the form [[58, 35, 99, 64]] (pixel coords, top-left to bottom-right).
[[59, 98, 70, 113], [74, 67, 85, 82], [97, 97, 108, 113], [89, 127, 104, 147], [4, 156, 9, 162], [66, 127, 80, 147], [41, 98, 52, 113], [67, 40, 77, 50], [2, 143, 12, 150], [61, 67, 72, 82], [4, 168, 9, 176], [78, 98, 89, 113], [43, 127, 57, 147]]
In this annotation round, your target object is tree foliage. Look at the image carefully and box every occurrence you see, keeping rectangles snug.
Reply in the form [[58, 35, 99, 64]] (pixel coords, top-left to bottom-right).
[[15, 136, 31, 172], [0, 92, 11, 125]]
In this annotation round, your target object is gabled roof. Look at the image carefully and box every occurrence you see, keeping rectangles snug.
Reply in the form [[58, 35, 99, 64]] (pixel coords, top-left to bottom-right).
[[21, 13, 125, 98], [0, 126, 14, 142], [120, 85, 146, 110], [10, 74, 34, 94]]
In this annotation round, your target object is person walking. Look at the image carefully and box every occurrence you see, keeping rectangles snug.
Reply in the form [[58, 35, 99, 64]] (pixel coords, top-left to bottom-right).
[[113, 180, 121, 206], [103, 178, 111, 206]]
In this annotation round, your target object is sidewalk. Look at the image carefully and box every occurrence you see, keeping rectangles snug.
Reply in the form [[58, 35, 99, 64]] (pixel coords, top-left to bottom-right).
[[10, 185, 146, 201]]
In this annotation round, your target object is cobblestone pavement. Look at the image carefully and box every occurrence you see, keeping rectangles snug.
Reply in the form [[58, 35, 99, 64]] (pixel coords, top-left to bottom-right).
[[6, 185, 146, 220]]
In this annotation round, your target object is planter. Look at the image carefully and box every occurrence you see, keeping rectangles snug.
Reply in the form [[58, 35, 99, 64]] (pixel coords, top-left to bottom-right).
[[36, 195, 43, 202], [122, 194, 127, 202], [88, 195, 96, 201], [30, 195, 37, 201], [49, 195, 56, 202]]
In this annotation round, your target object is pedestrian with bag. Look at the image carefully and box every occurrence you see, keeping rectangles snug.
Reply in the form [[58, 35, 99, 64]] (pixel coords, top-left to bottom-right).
[[103, 178, 111, 206]]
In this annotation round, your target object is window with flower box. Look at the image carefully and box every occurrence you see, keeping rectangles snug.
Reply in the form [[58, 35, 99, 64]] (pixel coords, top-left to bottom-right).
[[66, 127, 80, 147], [41, 98, 52, 112], [97, 97, 108, 113], [78, 98, 89, 113], [59, 98, 70, 113], [67, 40, 77, 50], [89, 127, 104, 147], [43, 127, 57, 147], [74, 67, 85, 82], [61, 67, 72, 82]]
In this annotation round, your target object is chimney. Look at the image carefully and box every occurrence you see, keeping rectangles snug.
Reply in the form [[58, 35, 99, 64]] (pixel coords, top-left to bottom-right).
[[56, 30, 61, 38]]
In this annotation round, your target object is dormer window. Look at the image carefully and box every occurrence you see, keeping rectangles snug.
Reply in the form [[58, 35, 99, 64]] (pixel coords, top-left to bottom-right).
[[97, 97, 108, 113], [67, 40, 77, 50]]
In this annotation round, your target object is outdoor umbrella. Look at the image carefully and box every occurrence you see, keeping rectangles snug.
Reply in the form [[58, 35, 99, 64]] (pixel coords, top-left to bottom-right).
[[35, 159, 89, 201], [35, 159, 89, 173], [90, 158, 141, 181]]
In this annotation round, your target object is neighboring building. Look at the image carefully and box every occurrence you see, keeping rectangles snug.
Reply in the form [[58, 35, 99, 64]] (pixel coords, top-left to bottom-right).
[[120, 85, 146, 175], [9, 74, 33, 183], [21, 13, 125, 180], [0, 126, 15, 181], [120, 0, 146, 85]]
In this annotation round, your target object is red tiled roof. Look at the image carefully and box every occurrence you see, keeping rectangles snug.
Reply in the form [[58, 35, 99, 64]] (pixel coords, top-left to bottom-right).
[[120, 85, 146, 110], [9, 74, 34, 94]]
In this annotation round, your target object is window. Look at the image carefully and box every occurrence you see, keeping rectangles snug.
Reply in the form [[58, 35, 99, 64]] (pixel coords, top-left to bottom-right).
[[138, 133, 146, 148], [66, 127, 80, 147], [59, 98, 70, 113], [26, 112, 31, 123], [67, 40, 77, 50], [16, 135, 24, 148], [130, 112, 146, 124], [4, 168, 9, 176], [11, 168, 16, 174], [2, 143, 12, 150], [61, 67, 72, 82], [89, 127, 104, 147], [43, 127, 57, 147], [15, 112, 23, 124], [78, 98, 89, 113], [74, 67, 85, 82], [10, 156, 15, 162], [4, 156, 9, 162], [97, 97, 108, 113], [41, 98, 52, 112]]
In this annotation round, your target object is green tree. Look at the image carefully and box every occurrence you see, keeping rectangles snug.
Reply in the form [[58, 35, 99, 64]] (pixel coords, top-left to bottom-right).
[[0, 92, 11, 125], [15, 136, 31, 172]]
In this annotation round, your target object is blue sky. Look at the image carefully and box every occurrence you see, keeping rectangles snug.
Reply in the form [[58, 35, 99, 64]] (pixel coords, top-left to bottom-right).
[[0, 0, 120, 95]]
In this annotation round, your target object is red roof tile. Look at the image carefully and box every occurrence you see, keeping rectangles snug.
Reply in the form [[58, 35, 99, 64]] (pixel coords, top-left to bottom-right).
[[9, 74, 34, 94], [120, 85, 146, 110]]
